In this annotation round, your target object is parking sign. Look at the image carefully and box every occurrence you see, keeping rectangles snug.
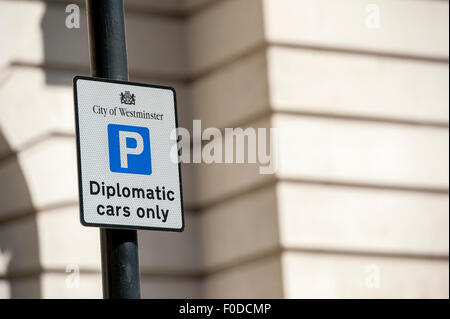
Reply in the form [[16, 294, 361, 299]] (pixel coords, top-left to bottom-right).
[[73, 76, 184, 231]]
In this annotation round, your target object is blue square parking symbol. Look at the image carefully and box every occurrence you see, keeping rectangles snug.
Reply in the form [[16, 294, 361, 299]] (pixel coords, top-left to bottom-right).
[[108, 124, 152, 175]]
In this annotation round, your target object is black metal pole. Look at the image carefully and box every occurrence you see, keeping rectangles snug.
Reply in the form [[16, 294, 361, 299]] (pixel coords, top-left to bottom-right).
[[86, 0, 141, 299]]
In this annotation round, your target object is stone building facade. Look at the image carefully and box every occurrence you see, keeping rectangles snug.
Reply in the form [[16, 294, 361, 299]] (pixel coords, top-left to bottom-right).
[[0, 0, 448, 298]]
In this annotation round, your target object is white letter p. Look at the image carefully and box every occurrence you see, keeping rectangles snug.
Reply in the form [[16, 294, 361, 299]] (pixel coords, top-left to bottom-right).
[[119, 131, 144, 168]]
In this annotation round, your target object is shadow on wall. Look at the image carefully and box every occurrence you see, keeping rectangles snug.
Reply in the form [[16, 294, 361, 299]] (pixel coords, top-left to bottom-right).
[[40, 2, 90, 85], [0, 2, 87, 298], [0, 132, 40, 298]]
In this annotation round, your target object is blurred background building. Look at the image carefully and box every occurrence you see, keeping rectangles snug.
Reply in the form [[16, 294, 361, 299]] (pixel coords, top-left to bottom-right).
[[0, 0, 448, 298]]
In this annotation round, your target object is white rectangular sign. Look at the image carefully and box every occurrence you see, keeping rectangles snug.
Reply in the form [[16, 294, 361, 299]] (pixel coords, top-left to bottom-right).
[[73, 76, 184, 231]]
